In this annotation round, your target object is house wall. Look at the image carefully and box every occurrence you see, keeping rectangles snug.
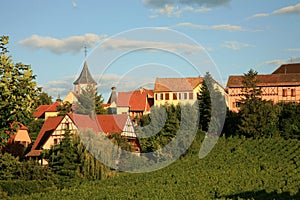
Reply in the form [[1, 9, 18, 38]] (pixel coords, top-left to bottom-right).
[[42, 115, 78, 149], [14, 129, 32, 147], [63, 91, 78, 104], [154, 87, 200, 106], [45, 112, 59, 120], [228, 85, 300, 112]]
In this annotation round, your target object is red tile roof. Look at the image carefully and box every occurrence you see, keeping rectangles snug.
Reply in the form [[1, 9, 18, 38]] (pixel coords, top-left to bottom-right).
[[118, 89, 153, 111], [27, 114, 132, 157], [33, 101, 60, 118], [272, 63, 300, 74], [97, 114, 128, 134], [154, 77, 203, 92], [31, 116, 64, 150], [227, 73, 300, 88]]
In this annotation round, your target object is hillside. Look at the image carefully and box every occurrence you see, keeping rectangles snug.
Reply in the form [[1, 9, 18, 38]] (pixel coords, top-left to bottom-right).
[[11, 136, 300, 200]]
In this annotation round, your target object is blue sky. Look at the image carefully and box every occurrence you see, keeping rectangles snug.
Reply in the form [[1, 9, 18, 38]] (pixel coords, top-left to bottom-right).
[[3, 0, 300, 100]]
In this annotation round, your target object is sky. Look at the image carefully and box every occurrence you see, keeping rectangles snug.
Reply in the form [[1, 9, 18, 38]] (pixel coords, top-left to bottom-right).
[[3, 0, 300, 101]]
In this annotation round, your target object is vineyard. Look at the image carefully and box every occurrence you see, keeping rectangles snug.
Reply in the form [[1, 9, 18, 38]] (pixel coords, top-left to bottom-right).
[[9, 136, 300, 199]]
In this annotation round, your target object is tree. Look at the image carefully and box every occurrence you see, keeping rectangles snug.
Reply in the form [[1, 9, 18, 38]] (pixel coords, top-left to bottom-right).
[[198, 72, 212, 131], [0, 36, 39, 147], [241, 69, 261, 102], [75, 84, 106, 115], [278, 102, 300, 139], [57, 101, 73, 116], [47, 129, 80, 178], [35, 91, 52, 107], [238, 69, 279, 138], [95, 93, 107, 114]]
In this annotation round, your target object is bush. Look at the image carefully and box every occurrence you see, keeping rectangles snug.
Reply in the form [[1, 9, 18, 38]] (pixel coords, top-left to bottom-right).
[[0, 180, 56, 196]]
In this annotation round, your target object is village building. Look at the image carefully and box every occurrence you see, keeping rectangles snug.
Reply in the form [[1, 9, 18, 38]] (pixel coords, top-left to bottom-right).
[[26, 113, 140, 163], [117, 88, 154, 119], [7, 122, 32, 148], [154, 77, 203, 106], [153, 77, 227, 107], [64, 60, 97, 104], [226, 63, 300, 112], [33, 101, 61, 120]]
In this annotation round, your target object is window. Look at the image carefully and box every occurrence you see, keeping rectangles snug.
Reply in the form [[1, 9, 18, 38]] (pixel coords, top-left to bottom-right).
[[165, 93, 170, 100], [173, 93, 177, 100], [156, 93, 163, 100], [282, 89, 287, 97], [236, 102, 241, 108], [189, 92, 193, 100], [291, 89, 296, 97], [54, 138, 58, 145], [183, 93, 187, 100], [178, 93, 182, 100]]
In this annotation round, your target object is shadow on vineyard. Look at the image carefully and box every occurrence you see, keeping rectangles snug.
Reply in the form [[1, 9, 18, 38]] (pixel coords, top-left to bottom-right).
[[6, 134, 300, 200], [224, 189, 300, 200]]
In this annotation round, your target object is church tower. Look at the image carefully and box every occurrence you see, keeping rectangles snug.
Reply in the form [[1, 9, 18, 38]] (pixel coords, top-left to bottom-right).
[[73, 60, 97, 95]]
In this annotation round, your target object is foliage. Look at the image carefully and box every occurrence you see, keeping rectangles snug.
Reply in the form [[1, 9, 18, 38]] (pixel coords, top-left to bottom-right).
[[74, 85, 106, 115], [0, 36, 39, 147], [0, 153, 56, 182], [277, 102, 300, 140], [27, 118, 44, 141], [237, 69, 280, 138], [241, 69, 261, 101], [238, 99, 280, 138], [47, 129, 81, 178], [198, 72, 211, 131], [57, 101, 73, 116], [11, 137, 300, 199], [35, 91, 52, 108], [0, 180, 56, 197]]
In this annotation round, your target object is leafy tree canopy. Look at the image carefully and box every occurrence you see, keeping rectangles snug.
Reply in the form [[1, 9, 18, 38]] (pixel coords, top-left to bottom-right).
[[0, 36, 39, 147]]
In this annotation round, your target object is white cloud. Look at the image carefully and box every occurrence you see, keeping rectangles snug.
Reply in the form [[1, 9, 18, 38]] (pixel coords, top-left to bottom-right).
[[221, 41, 254, 50], [143, 0, 231, 8], [72, 1, 77, 8], [152, 4, 182, 17], [249, 3, 300, 19], [248, 13, 269, 19], [19, 33, 205, 56], [171, 22, 245, 32], [144, 0, 224, 17], [273, 3, 300, 15], [19, 34, 107, 54], [99, 37, 205, 54], [257, 57, 300, 69], [211, 24, 242, 32], [285, 48, 300, 52]]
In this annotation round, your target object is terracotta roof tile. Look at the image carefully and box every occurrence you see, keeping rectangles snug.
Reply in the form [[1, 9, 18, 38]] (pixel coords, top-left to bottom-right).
[[272, 63, 300, 74], [227, 73, 300, 88], [31, 116, 64, 150], [154, 77, 203, 92], [118, 89, 153, 111], [33, 101, 60, 118]]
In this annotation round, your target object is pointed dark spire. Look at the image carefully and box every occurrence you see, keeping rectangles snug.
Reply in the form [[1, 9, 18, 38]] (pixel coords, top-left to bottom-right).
[[73, 61, 97, 85], [107, 86, 117, 104]]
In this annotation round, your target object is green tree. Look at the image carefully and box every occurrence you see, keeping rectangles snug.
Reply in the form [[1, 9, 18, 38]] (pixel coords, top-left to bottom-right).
[[57, 101, 73, 116], [198, 72, 212, 132], [75, 85, 106, 115], [35, 91, 52, 107], [95, 93, 107, 114], [47, 129, 80, 178], [241, 69, 261, 102], [238, 69, 279, 138], [278, 102, 300, 139], [0, 36, 39, 147]]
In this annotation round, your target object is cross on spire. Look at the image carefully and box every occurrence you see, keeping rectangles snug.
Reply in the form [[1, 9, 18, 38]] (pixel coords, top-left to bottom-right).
[[84, 45, 88, 58]]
